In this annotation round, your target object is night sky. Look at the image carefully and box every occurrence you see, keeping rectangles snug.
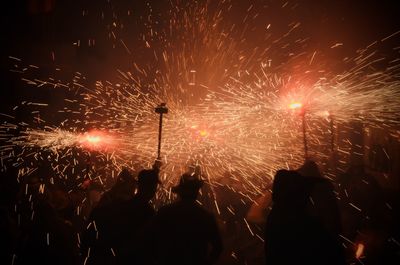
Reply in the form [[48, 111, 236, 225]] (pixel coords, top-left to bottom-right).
[[1, 0, 399, 113]]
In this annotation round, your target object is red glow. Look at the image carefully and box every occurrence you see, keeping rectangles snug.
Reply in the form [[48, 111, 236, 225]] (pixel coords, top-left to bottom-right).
[[78, 130, 115, 150]]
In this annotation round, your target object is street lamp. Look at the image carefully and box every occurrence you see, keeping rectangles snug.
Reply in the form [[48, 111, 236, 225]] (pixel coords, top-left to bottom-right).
[[155, 103, 168, 161]]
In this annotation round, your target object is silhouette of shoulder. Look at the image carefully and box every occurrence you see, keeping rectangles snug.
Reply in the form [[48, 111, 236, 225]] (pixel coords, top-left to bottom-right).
[[156, 201, 216, 229], [120, 196, 156, 226], [153, 201, 221, 265]]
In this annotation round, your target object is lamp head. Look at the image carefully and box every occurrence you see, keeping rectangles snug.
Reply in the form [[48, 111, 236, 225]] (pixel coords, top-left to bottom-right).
[[155, 103, 168, 114]]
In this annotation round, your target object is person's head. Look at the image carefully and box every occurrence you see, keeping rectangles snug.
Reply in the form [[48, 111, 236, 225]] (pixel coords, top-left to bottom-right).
[[0, 165, 19, 207], [35, 160, 53, 181], [112, 168, 136, 199], [87, 182, 103, 204], [272, 170, 308, 207], [172, 173, 203, 201], [297, 160, 322, 178], [137, 169, 160, 201], [48, 188, 70, 211]]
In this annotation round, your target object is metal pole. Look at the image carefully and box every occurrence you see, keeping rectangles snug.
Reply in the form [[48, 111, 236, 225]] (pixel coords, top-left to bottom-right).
[[330, 114, 335, 154], [329, 113, 337, 171], [302, 110, 308, 160], [155, 103, 168, 161], [157, 113, 163, 159]]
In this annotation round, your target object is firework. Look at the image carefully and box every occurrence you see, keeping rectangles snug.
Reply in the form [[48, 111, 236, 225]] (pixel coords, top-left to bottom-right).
[[1, 0, 399, 197]]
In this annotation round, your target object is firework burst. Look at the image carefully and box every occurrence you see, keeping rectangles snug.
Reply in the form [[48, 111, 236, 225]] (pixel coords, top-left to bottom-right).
[[1, 0, 399, 197]]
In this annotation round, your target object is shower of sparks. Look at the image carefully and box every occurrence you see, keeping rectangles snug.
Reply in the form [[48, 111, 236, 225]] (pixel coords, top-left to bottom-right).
[[10, 129, 117, 152], [1, 0, 400, 199]]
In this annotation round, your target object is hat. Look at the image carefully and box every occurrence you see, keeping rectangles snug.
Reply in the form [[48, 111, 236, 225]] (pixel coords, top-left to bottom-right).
[[138, 169, 161, 186], [117, 168, 134, 184], [297, 160, 321, 178], [172, 173, 203, 194]]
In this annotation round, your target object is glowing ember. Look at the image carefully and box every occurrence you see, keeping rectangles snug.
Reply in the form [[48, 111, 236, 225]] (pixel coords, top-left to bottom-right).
[[355, 243, 365, 259]]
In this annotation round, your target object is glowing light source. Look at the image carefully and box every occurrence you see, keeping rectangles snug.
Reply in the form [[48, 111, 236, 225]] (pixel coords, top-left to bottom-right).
[[289, 102, 303, 109], [199, 130, 208, 137], [86, 135, 101, 144], [78, 131, 114, 150]]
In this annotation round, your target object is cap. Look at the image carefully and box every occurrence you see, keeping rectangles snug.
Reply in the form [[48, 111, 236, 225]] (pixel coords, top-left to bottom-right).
[[172, 173, 203, 194]]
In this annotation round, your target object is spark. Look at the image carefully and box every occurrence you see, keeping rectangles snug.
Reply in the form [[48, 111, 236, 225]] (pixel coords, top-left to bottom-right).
[[355, 243, 365, 259]]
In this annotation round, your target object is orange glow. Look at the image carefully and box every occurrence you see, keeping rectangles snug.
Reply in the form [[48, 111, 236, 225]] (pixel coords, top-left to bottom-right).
[[199, 130, 208, 137], [78, 130, 115, 150], [355, 243, 364, 259], [86, 135, 101, 143], [289, 102, 303, 109]]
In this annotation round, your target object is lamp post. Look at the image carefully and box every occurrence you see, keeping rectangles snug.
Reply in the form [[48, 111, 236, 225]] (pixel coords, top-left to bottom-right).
[[155, 103, 168, 161]]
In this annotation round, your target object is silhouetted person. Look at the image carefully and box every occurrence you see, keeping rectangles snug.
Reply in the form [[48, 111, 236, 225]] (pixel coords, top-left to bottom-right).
[[297, 160, 345, 263], [18, 191, 79, 265], [265, 170, 344, 265], [338, 164, 390, 264], [76, 181, 103, 231], [215, 173, 258, 265], [96, 168, 136, 208], [81, 168, 136, 265], [0, 165, 19, 264], [117, 168, 160, 264], [153, 173, 223, 265]]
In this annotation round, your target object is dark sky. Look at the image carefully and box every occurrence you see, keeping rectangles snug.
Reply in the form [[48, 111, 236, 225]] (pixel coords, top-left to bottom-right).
[[1, 0, 399, 117], [2, 0, 399, 66]]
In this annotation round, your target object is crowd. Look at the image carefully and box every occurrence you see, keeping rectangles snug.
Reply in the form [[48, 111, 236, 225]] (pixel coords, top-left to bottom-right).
[[1, 158, 398, 265]]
